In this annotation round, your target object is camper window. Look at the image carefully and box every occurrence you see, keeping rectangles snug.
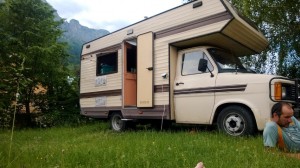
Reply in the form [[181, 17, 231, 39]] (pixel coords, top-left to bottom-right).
[[126, 43, 137, 73], [181, 50, 213, 76], [96, 52, 118, 76]]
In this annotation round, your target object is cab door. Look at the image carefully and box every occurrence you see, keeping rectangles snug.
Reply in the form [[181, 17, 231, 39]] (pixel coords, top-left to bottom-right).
[[174, 48, 216, 124]]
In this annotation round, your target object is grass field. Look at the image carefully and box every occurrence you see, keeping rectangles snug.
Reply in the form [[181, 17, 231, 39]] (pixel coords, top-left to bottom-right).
[[0, 122, 299, 168]]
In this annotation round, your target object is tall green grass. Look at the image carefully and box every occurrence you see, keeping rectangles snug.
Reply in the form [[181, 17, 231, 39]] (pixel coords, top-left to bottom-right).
[[0, 122, 299, 168]]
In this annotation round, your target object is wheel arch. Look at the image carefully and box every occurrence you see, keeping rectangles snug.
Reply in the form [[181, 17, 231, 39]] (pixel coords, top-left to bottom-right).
[[109, 110, 127, 132], [108, 110, 123, 118], [212, 103, 257, 129]]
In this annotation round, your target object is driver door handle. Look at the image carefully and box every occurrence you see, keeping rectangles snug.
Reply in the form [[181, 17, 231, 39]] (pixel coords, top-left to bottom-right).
[[146, 67, 153, 71], [176, 82, 184, 86]]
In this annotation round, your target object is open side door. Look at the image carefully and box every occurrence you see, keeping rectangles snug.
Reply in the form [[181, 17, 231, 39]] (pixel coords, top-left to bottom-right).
[[123, 39, 137, 107], [137, 32, 154, 108]]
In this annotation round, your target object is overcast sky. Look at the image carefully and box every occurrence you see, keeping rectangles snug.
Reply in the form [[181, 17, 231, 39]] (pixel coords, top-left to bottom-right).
[[46, 0, 183, 32]]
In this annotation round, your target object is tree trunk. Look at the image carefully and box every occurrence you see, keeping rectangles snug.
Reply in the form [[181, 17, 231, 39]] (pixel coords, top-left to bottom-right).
[[24, 101, 32, 127]]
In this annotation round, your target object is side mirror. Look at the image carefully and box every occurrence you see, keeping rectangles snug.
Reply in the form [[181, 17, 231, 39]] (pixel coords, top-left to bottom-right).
[[198, 59, 208, 72]]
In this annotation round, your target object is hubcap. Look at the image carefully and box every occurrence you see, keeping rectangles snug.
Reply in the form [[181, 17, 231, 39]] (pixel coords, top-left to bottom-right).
[[224, 114, 245, 135], [112, 116, 122, 131]]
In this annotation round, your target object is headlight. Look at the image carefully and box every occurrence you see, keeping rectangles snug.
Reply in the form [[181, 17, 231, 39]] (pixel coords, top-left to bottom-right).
[[282, 86, 287, 99], [274, 82, 294, 101]]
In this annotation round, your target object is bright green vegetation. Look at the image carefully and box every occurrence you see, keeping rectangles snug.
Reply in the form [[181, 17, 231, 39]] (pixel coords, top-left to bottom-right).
[[1, 122, 299, 168]]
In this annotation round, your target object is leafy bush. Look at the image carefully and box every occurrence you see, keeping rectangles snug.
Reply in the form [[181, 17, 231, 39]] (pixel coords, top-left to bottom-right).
[[32, 109, 93, 128], [0, 108, 12, 128]]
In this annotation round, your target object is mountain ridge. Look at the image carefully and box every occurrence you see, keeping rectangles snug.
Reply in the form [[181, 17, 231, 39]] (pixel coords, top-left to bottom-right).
[[60, 19, 109, 64], [46, 0, 110, 65]]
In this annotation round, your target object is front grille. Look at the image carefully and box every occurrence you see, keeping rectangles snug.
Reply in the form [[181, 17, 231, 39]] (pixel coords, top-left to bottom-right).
[[282, 83, 296, 101], [269, 77, 300, 105], [297, 81, 300, 103]]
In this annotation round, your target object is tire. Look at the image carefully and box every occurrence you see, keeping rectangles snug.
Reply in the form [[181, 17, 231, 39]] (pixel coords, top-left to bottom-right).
[[110, 113, 126, 132], [217, 105, 256, 136]]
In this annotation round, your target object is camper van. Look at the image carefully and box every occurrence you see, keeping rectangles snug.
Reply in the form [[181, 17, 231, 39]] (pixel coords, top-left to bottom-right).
[[80, 0, 299, 136]]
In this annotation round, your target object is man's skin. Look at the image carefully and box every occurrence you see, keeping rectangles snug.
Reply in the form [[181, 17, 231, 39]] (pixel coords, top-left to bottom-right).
[[271, 104, 294, 128], [267, 103, 300, 159], [195, 162, 205, 168]]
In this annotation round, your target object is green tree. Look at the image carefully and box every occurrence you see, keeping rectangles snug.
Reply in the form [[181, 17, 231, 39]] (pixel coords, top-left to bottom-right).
[[0, 0, 76, 127], [230, 0, 300, 77]]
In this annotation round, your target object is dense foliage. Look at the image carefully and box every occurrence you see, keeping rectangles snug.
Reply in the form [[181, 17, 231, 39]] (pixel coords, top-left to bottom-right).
[[0, 0, 80, 128], [230, 0, 300, 77]]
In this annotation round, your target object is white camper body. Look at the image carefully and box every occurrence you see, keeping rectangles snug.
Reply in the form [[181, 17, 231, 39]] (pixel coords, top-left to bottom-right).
[[80, 0, 299, 136]]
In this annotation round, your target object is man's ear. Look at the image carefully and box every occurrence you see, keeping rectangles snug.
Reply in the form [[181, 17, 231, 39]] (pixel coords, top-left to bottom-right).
[[272, 113, 279, 121]]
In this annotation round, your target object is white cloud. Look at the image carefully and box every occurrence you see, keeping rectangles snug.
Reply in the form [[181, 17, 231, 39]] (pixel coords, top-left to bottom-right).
[[47, 0, 183, 32]]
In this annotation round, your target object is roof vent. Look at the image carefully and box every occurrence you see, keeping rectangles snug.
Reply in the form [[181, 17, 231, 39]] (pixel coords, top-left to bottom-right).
[[127, 29, 133, 35], [193, 1, 203, 8]]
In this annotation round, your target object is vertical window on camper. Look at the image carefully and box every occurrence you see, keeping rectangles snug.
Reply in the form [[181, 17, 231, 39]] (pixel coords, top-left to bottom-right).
[[96, 52, 118, 76], [126, 45, 137, 73], [181, 50, 213, 75]]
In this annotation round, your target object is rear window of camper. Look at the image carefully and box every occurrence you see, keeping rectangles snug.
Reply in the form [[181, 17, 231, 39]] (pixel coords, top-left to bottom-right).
[[96, 52, 118, 76]]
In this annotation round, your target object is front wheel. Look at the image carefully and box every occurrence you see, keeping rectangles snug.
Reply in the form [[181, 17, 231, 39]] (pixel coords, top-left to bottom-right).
[[110, 113, 126, 132], [217, 106, 256, 136]]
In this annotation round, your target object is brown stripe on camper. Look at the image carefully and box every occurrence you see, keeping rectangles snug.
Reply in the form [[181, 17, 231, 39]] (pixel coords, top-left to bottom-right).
[[155, 11, 233, 39], [81, 105, 170, 120], [80, 89, 122, 98], [154, 84, 170, 92], [174, 84, 247, 95], [81, 85, 169, 99], [122, 105, 171, 119], [80, 106, 122, 118]]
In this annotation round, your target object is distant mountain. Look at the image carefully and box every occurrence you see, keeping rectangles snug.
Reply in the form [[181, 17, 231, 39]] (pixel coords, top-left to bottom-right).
[[46, 0, 109, 65], [60, 19, 109, 64]]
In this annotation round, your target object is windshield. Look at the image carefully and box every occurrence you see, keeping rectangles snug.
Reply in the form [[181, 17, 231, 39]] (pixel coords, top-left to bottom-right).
[[208, 48, 254, 73]]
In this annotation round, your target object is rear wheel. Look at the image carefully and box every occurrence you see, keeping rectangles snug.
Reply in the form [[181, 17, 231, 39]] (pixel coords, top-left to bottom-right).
[[110, 113, 126, 132], [217, 105, 256, 136]]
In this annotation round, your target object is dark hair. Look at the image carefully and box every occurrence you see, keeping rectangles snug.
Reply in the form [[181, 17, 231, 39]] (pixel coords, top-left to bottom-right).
[[271, 102, 283, 117], [271, 102, 291, 117]]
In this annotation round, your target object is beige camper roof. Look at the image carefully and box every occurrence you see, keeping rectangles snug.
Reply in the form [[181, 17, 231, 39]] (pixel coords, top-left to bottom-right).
[[171, 0, 268, 56], [82, 0, 268, 57]]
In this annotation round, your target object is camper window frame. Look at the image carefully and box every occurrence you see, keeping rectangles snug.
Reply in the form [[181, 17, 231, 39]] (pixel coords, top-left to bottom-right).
[[96, 52, 118, 76]]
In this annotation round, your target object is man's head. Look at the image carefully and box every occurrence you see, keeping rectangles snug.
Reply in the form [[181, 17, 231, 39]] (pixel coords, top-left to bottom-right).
[[271, 102, 294, 127]]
